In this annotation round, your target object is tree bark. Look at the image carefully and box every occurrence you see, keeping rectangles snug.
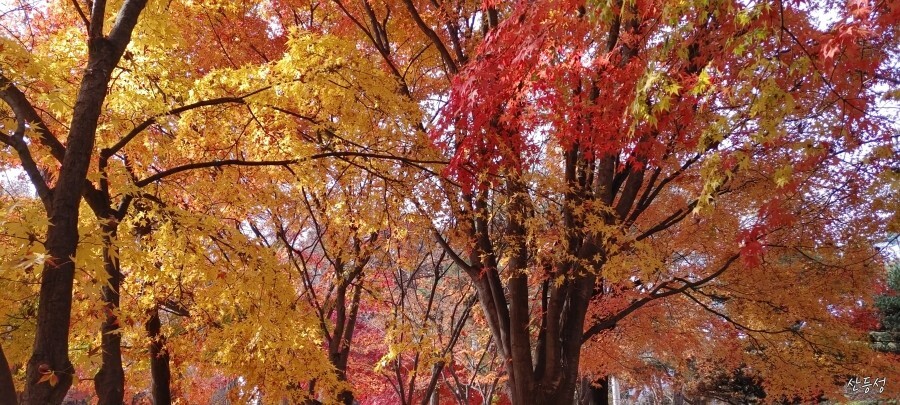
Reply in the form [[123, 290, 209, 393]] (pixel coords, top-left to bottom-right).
[[94, 223, 125, 405], [21, 1, 148, 403], [145, 307, 172, 405], [330, 280, 363, 405], [428, 363, 440, 405], [21, 55, 106, 399], [0, 344, 17, 404]]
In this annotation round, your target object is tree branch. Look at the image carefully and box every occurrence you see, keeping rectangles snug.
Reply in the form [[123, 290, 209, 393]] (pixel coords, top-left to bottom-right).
[[400, 0, 459, 75], [133, 151, 446, 188], [419, 294, 476, 405], [89, 0, 106, 39], [681, 291, 795, 335], [70, 0, 91, 33], [636, 185, 733, 241], [0, 73, 66, 161], [0, 125, 53, 208], [432, 228, 473, 273], [106, 0, 149, 55], [583, 253, 740, 340], [102, 87, 270, 160]]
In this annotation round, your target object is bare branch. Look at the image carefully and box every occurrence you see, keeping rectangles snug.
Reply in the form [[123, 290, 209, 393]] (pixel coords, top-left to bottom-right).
[[70, 0, 91, 33]]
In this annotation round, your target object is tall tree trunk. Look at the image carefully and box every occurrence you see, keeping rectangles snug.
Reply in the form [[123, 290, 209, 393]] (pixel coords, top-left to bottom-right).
[[0, 344, 17, 404], [94, 223, 125, 405], [145, 307, 172, 405], [423, 362, 442, 405], [21, 1, 148, 403], [22, 58, 107, 401]]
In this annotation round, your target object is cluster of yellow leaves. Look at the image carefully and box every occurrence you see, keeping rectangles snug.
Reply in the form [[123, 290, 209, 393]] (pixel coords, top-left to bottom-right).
[[0, 199, 44, 371], [107, 205, 344, 403]]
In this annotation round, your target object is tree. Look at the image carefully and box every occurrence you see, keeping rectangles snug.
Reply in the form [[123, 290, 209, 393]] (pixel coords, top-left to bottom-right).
[[1, 0, 149, 402], [369, 225, 483, 405], [268, 167, 389, 405], [2, 1, 293, 401], [4, 1, 427, 402], [425, 0, 899, 403]]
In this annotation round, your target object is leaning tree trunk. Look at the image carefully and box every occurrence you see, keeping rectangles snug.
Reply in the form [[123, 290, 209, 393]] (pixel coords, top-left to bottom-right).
[[21, 1, 148, 403]]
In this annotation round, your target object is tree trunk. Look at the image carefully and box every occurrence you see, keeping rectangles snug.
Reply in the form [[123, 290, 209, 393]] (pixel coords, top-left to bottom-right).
[[426, 363, 441, 405], [330, 280, 363, 405], [429, 387, 439, 405], [145, 307, 172, 405], [94, 224, 125, 405], [579, 376, 609, 405], [673, 390, 685, 405], [21, 1, 148, 402], [0, 344, 17, 404], [22, 102, 95, 403]]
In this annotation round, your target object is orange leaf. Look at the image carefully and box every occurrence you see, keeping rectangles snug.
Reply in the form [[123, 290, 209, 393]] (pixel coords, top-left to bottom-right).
[[37, 373, 52, 385]]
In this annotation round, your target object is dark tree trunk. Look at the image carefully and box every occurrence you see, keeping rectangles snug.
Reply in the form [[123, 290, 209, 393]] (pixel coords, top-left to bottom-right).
[[426, 361, 443, 405], [145, 307, 172, 405], [94, 224, 125, 405], [427, 363, 441, 405], [22, 69, 102, 401], [454, 176, 601, 405], [330, 280, 363, 405], [0, 344, 17, 404], [21, 1, 148, 403], [579, 377, 610, 405]]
